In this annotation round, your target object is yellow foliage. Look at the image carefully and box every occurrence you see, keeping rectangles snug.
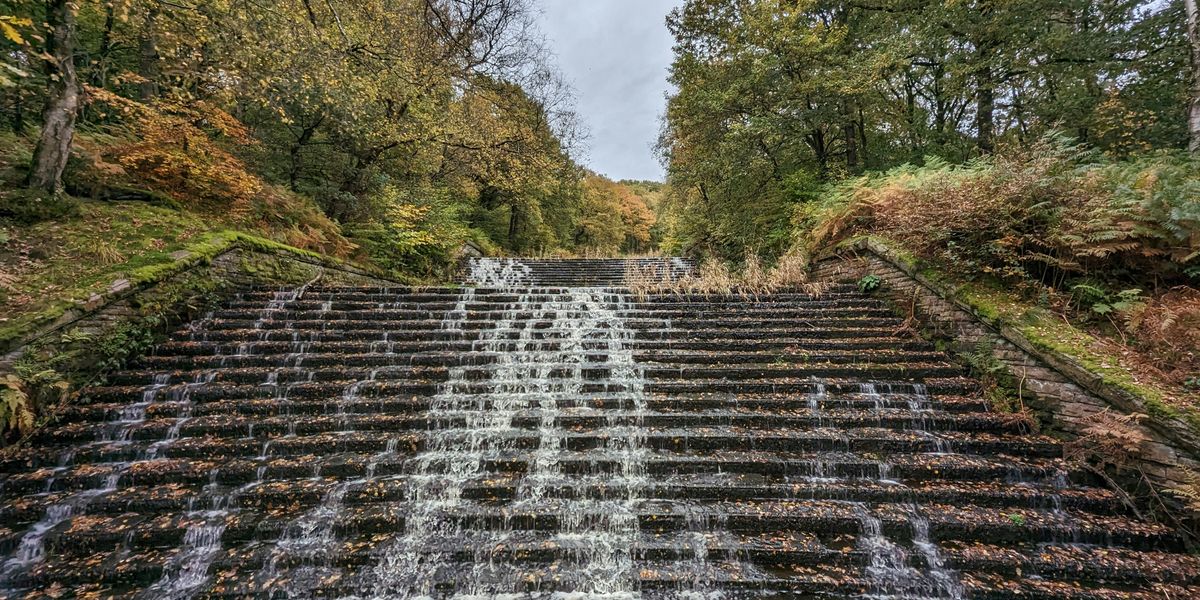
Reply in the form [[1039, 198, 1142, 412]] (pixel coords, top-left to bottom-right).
[[1, 375, 35, 437], [84, 86, 353, 257], [578, 174, 658, 254]]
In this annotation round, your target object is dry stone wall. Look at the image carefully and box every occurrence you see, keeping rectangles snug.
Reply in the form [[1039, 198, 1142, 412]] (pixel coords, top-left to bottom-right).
[[812, 239, 1200, 492]]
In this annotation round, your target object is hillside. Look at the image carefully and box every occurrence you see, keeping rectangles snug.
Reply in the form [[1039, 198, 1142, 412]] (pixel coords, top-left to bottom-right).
[[655, 2, 1200, 411], [0, 2, 675, 358]]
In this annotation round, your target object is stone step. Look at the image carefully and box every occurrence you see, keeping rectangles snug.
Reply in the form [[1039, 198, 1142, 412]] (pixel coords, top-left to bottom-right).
[[646, 377, 978, 396], [3, 450, 1085, 499], [18, 498, 1178, 565], [82, 374, 976, 404], [945, 542, 1200, 586], [197, 318, 914, 337], [13, 551, 1196, 600], [53, 393, 998, 429], [133, 348, 952, 371], [8, 427, 1063, 474], [212, 306, 901, 322], [232, 289, 865, 304], [209, 537, 1200, 590], [222, 296, 891, 313], [146, 337, 939, 358], [103, 362, 964, 388], [33, 408, 1029, 451], [11, 479, 1121, 541], [184, 325, 913, 343]]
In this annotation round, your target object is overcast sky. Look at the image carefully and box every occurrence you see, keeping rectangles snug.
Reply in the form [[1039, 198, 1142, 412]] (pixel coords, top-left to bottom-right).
[[539, 1, 681, 182]]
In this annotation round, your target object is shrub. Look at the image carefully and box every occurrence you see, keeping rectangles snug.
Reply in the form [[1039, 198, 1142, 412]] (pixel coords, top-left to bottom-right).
[[1122, 288, 1200, 385], [804, 136, 1199, 290], [82, 88, 352, 257], [343, 183, 471, 277]]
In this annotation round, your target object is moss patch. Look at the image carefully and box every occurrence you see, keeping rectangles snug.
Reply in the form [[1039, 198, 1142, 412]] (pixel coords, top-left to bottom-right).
[[0, 199, 419, 350], [859, 241, 1200, 435], [0, 200, 219, 345]]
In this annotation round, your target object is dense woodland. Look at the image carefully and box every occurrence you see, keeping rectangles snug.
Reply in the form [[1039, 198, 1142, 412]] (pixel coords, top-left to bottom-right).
[[659, 0, 1198, 258], [0, 0, 659, 274]]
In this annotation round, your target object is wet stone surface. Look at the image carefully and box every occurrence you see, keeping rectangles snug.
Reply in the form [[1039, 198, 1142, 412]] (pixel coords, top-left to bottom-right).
[[0, 257, 1197, 599]]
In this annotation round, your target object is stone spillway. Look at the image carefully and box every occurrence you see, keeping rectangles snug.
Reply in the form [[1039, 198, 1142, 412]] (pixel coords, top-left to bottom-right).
[[0, 257, 1196, 599]]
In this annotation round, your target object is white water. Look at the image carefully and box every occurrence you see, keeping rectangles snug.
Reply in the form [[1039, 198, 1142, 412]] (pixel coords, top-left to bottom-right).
[[467, 258, 532, 288], [851, 502, 964, 600], [138, 286, 318, 600], [348, 260, 653, 598], [849, 381, 963, 600], [0, 366, 175, 581]]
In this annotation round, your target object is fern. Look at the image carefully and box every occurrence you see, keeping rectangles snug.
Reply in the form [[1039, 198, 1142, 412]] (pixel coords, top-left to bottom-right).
[[1168, 470, 1200, 514], [0, 375, 35, 437]]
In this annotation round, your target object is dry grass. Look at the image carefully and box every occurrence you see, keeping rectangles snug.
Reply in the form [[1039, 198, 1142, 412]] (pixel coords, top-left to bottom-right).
[[624, 253, 828, 300], [1122, 287, 1200, 387]]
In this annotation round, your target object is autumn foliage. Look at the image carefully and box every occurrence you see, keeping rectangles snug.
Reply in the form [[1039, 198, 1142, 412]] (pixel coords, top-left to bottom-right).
[[575, 174, 657, 255], [804, 139, 1199, 286], [800, 137, 1200, 389], [78, 87, 352, 256]]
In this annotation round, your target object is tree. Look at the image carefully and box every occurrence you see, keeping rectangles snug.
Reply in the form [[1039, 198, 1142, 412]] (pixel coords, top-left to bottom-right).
[[1188, 0, 1200, 152], [660, 0, 1193, 260], [27, 0, 80, 194]]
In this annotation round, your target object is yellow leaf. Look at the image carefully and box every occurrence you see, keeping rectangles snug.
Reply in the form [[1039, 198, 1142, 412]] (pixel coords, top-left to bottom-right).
[[0, 16, 31, 45]]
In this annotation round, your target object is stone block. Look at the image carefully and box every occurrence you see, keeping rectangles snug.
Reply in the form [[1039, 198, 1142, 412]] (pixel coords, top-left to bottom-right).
[[109, 279, 132, 295]]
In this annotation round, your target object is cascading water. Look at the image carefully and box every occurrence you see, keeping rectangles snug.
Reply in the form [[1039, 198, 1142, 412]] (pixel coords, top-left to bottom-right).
[[256, 289, 403, 598], [853, 503, 964, 600], [850, 383, 963, 600], [0, 364, 177, 581], [350, 260, 653, 598], [468, 257, 532, 288], [0, 369, 182, 585], [139, 284, 320, 600], [10, 258, 1189, 599]]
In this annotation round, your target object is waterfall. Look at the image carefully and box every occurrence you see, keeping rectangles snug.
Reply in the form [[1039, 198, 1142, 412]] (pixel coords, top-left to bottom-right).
[[852, 382, 963, 600], [6, 257, 1184, 599], [468, 258, 532, 288], [139, 286, 317, 600], [354, 262, 651, 598], [256, 293, 402, 598]]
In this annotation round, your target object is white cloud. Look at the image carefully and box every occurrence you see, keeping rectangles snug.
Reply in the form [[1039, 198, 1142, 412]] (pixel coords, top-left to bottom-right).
[[539, 0, 680, 182]]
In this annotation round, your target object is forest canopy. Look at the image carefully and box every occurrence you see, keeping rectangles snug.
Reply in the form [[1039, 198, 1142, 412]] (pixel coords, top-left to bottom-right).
[[658, 0, 1197, 260], [0, 0, 660, 276]]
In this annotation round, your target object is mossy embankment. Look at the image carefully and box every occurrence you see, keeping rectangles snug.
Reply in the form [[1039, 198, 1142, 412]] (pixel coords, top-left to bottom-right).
[[794, 141, 1198, 425], [0, 199, 414, 353]]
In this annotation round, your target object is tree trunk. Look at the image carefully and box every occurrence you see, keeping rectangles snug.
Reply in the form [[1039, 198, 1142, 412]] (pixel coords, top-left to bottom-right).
[[1187, 0, 1200, 154], [90, 5, 116, 88], [138, 8, 161, 100], [28, 0, 80, 195], [932, 62, 948, 141], [8, 89, 26, 134], [858, 106, 869, 168], [841, 102, 858, 172], [508, 204, 521, 250], [288, 117, 323, 192], [806, 129, 828, 179], [975, 61, 995, 154]]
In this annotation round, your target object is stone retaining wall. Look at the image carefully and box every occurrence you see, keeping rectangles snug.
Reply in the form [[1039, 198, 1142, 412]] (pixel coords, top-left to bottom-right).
[[812, 239, 1200, 493], [0, 244, 402, 433]]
